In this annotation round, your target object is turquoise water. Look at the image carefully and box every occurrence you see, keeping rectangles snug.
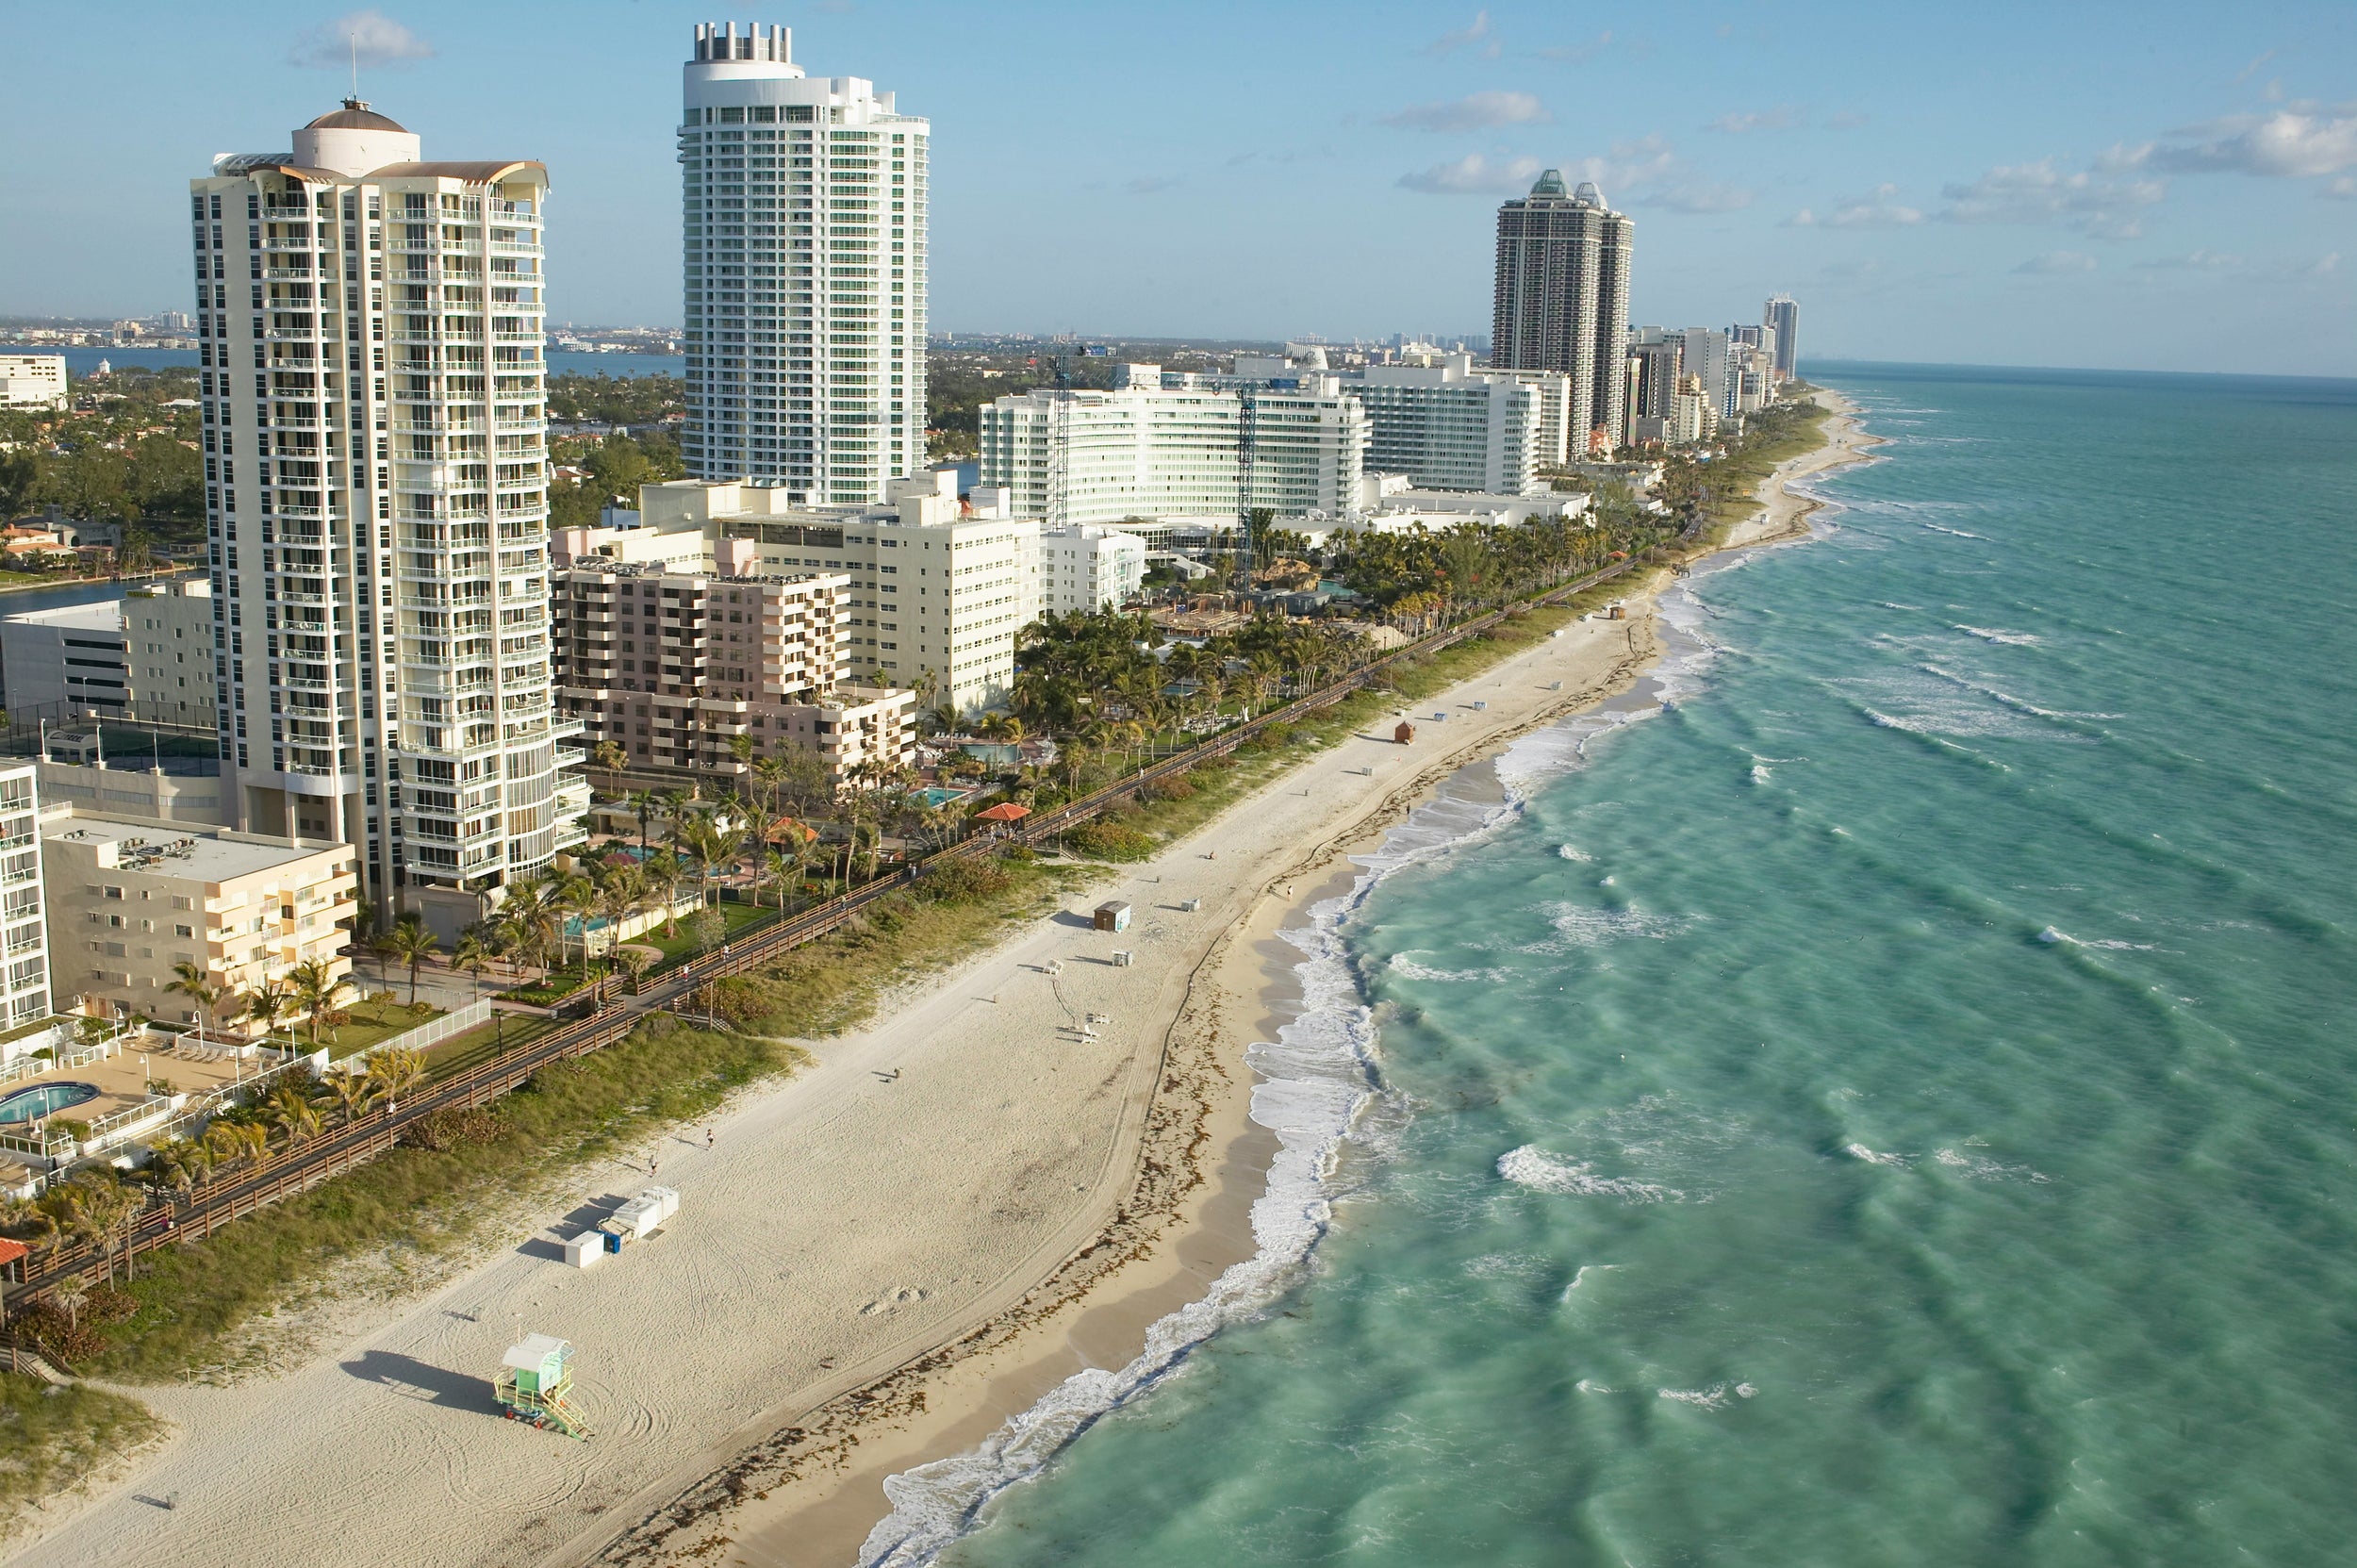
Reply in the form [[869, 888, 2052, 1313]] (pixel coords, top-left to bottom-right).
[[0, 1081, 98, 1124], [875, 366, 2357, 1567]]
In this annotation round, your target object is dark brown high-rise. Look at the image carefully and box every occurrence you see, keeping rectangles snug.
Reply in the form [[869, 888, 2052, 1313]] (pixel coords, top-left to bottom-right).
[[1492, 170, 1633, 454]]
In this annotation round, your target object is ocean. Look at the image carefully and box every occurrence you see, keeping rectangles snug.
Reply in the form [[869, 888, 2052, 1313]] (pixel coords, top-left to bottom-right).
[[874, 364, 2357, 1566]]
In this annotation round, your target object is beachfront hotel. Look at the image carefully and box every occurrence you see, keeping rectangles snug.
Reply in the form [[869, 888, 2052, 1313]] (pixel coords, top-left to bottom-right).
[[190, 100, 586, 940], [1491, 171, 1634, 456], [1765, 295, 1800, 381], [680, 21, 930, 505]]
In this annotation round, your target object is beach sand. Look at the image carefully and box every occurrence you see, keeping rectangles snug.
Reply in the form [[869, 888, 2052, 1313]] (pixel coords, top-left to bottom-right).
[[11, 394, 1873, 1568]]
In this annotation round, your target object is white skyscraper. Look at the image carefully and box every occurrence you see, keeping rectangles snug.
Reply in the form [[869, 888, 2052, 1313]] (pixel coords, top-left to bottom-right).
[[191, 100, 585, 938], [680, 22, 929, 506]]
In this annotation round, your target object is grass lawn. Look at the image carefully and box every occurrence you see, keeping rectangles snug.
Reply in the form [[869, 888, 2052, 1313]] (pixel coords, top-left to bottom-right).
[[318, 996, 447, 1063], [0, 1373, 162, 1529], [421, 1015, 554, 1081], [638, 899, 777, 960]]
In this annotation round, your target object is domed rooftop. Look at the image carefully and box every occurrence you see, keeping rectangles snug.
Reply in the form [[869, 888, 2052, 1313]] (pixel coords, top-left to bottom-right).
[[305, 97, 407, 133], [1529, 169, 1569, 198]]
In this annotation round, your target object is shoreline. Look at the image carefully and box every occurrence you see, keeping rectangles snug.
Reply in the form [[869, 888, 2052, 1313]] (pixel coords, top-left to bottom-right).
[[5, 396, 1875, 1568], [588, 391, 1883, 1568]]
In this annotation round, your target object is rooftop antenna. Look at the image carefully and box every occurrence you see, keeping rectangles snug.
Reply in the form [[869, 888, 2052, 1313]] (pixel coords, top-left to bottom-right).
[[351, 33, 359, 102]]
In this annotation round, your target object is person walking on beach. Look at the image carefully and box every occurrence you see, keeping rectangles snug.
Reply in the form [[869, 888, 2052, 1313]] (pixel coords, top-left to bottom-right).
[[706, 1128, 716, 1151]]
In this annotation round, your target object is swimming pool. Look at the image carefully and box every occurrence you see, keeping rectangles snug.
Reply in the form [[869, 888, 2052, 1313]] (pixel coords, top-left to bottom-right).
[[0, 1081, 98, 1124], [908, 786, 974, 809]]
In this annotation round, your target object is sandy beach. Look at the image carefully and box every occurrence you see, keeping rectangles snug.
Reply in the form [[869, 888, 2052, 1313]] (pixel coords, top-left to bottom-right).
[[8, 394, 1874, 1568]]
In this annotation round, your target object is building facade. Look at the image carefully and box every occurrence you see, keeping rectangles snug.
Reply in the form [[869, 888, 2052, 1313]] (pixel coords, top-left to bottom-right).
[[642, 473, 1038, 716], [551, 553, 913, 785], [1679, 327, 1734, 421], [1765, 296, 1799, 380], [1624, 333, 1684, 447], [680, 21, 928, 505], [41, 811, 353, 1028], [1037, 525, 1147, 616], [1352, 357, 1541, 495], [190, 99, 579, 940], [979, 382, 1241, 528], [0, 765, 49, 1025], [0, 355, 69, 412], [1, 581, 217, 727], [1491, 171, 1633, 454]]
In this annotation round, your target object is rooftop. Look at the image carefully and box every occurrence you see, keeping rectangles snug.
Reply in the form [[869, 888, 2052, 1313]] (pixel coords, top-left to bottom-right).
[[305, 98, 408, 133], [41, 812, 352, 887], [3, 601, 120, 632]]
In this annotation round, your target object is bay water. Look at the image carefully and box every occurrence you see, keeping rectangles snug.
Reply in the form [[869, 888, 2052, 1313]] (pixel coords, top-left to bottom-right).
[[903, 365, 2357, 1566]]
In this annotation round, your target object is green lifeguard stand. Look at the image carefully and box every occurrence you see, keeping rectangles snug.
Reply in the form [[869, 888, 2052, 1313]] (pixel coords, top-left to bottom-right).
[[493, 1333, 592, 1441]]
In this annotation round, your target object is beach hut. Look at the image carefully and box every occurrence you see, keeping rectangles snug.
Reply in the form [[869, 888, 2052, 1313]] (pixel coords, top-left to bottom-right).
[[1094, 900, 1131, 933], [493, 1334, 592, 1440], [1394, 720, 1416, 745]]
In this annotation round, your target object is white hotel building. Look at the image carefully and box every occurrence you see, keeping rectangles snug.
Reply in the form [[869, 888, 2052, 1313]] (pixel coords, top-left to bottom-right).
[[680, 22, 928, 506], [190, 100, 585, 938]]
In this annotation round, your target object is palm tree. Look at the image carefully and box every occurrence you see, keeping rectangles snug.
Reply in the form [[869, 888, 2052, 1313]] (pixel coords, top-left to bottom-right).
[[593, 738, 628, 796], [321, 1070, 378, 1126], [166, 959, 227, 1051], [148, 1134, 212, 1197], [243, 978, 295, 1048], [287, 957, 351, 1051], [453, 933, 493, 999], [379, 914, 439, 1006], [550, 873, 599, 970], [365, 1045, 426, 1111], [265, 1084, 325, 1147], [626, 787, 659, 855]]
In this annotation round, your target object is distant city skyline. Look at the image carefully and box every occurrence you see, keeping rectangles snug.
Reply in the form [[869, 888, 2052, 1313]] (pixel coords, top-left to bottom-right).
[[1, 2, 2350, 375]]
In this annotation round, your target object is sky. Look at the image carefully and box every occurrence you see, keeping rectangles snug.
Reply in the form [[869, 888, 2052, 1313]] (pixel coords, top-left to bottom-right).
[[1, 1, 2351, 374]]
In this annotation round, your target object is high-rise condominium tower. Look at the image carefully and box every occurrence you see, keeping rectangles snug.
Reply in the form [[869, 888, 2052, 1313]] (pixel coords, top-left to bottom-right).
[[1764, 295, 1800, 380], [1492, 171, 1634, 456], [191, 101, 584, 937], [681, 22, 929, 505]]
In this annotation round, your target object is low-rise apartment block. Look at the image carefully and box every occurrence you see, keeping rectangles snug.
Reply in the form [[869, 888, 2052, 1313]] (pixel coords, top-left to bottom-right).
[[1038, 525, 1147, 616], [41, 811, 354, 1027]]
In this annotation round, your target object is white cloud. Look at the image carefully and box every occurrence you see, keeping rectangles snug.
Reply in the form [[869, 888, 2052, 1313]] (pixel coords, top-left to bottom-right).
[[2015, 250, 2098, 274], [1640, 182, 1755, 213], [2140, 111, 2357, 178], [1937, 159, 2165, 239], [1397, 153, 1545, 195], [2233, 49, 2276, 85], [1379, 91, 1550, 134], [1785, 184, 1922, 229], [2133, 249, 2245, 272], [1567, 134, 1680, 192], [1536, 30, 1614, 64], [1707, 105, 1807, 134], [2302, 251, 2342, 276], [288, 8, 435, 69], [1424, 10, 1499, 58], [2324, 174, 2356, 199]]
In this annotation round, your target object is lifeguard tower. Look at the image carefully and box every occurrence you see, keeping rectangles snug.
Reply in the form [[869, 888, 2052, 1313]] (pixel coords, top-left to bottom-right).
[[493, 1333, 592, 1441]]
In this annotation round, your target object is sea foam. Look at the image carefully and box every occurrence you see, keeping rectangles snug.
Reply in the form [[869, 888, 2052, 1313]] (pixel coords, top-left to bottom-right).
[[1497, 1145, 1680, 1203]]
